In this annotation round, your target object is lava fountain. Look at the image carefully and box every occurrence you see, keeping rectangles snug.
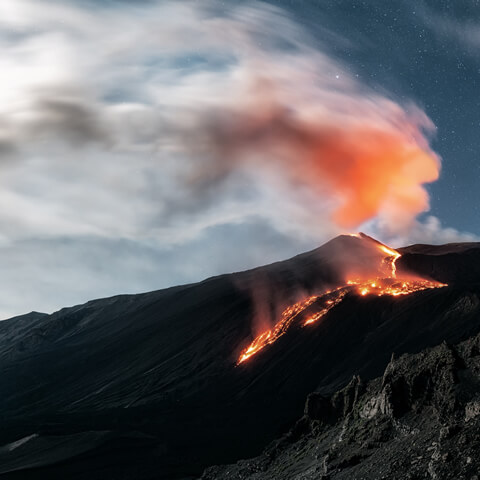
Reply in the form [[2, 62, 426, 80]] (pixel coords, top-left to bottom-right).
[[237, 237, 447, 365]]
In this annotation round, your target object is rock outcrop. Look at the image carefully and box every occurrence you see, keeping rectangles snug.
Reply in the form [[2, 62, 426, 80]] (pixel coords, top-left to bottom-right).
[[202, 332, 480, 480]]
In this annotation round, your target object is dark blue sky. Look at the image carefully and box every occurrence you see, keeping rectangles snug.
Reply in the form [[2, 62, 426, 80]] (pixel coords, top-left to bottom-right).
[[278, 0, 480, 234]]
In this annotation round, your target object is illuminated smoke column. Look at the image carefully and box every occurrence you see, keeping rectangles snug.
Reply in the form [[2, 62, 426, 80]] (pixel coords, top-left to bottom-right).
[[191, 82, 441, 235]]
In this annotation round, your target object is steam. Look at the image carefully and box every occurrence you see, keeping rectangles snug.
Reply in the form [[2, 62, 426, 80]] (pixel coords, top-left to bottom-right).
[[157, 3, 441, 237], [188, 90, 440, 232], [0, 0, 441, 244]]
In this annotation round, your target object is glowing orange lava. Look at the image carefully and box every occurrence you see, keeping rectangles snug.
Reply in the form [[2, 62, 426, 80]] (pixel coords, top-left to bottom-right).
[[237, 239, 447, 365], [378, 244, 402, 277], [237, 295, 318, 364], [347, 277, 446, 297]]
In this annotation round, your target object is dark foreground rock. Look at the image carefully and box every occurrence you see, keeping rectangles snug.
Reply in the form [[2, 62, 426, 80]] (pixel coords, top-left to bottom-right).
[[202, 333, 480, 480]]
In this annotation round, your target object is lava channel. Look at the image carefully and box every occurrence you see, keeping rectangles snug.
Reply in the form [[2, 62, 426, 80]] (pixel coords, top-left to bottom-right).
[[237, 239, 447, 365]]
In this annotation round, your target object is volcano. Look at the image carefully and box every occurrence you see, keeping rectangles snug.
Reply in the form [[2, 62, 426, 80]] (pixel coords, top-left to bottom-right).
[[1, 234, 480, 479]]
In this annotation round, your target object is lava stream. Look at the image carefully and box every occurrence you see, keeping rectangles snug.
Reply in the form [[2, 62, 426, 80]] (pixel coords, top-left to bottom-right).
[[378, 244, 401, 277], [237, 240, 447, 365]]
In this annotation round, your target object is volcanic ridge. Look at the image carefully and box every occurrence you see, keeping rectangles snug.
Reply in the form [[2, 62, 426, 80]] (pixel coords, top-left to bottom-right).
[[0, 233, 480, 479]]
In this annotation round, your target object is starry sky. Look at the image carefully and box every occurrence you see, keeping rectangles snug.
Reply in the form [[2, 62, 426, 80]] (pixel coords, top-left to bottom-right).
[[287, 0, 480, 234], [0, 0, 478, 318]]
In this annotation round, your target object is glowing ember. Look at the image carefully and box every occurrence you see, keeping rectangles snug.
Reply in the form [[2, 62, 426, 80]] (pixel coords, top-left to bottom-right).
[[237, 239, 447, 365]]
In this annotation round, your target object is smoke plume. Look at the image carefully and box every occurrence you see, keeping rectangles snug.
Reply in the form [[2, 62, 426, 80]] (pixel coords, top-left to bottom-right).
[[158, 3, 442, 238], [0, 0, 441, 242], [188, 88, 440, 232]]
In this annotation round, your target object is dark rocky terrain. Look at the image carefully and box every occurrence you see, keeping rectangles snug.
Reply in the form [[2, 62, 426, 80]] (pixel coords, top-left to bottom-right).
[[0, 234, 480, 479], [203, 331, 480, 480]]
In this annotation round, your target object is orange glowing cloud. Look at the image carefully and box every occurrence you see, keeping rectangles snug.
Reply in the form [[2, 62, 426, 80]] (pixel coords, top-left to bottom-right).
[[193, 86, 440, 235], [303, 125, 440, 229], [157, 3, 442, 239]]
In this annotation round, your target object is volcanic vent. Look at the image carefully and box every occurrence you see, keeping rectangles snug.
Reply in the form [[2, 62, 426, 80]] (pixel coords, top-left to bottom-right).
[[237, 233, 447, 364]]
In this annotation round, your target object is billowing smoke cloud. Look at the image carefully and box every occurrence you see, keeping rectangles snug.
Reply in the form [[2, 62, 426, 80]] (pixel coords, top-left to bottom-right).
[[0, 0, 440, 241], [160, 12, 442, 237], [186, 87, 440, 232]]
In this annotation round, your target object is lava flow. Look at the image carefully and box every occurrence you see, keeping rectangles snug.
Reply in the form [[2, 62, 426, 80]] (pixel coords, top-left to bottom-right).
[[237, 237, 447, 365]]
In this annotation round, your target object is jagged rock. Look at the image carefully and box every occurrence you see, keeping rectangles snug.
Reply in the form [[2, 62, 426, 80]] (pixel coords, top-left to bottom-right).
[[202, 331, 480, 480], [465, 401, 480, 422]]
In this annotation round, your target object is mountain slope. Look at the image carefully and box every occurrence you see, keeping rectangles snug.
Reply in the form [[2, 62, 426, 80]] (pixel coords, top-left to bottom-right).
[[0, 235, 479, 479]]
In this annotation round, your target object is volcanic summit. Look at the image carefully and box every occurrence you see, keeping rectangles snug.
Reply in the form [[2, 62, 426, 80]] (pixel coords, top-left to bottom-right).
[[1, 234, 480, 479]]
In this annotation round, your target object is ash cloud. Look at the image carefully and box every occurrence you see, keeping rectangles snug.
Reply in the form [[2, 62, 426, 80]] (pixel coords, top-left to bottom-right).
[[0, 0, 440, 240], [121, 1, 442, 238], [185, 93, 440, 232]]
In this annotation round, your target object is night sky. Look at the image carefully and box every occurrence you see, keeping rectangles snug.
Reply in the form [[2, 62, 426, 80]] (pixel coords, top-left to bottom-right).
[[285, 0, 480, 234], [0, 0, 478, 318]]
